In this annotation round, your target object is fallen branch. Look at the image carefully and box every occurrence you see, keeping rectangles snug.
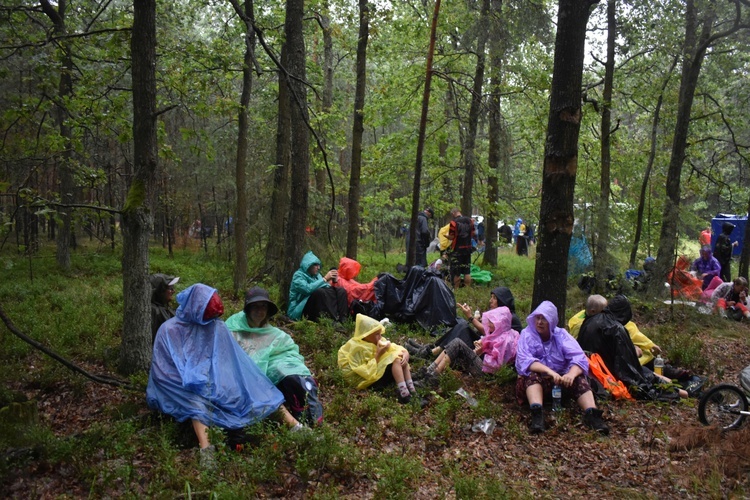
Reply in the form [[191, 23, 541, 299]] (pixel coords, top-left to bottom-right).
[[0, 302, 140, 392]]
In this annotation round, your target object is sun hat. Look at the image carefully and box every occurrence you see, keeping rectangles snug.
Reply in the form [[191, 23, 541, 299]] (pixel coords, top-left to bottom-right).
[[243, 287, 279, 317]]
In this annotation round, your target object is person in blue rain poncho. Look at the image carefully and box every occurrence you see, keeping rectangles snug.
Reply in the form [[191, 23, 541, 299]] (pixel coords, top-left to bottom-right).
[[147, 283, 303, 453]]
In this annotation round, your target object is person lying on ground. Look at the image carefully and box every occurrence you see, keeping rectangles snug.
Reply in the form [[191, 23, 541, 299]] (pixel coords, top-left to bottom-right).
[[226, 286, 323, 426], [406, 286, 522, 359], [577, 295, 688, 400], [287, 250, 349, 323], [712, 277, 750, 321], [150, 273, 179, 343], [567, 294, 607, 339], [514, 301, 609, 435], [338, 314, 417, 404], [413, 306, 519, 387], [691, 245, 722, 290], [146, 283, 304, 459]]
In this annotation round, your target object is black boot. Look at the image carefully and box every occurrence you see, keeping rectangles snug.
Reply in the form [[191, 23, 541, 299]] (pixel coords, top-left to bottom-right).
[[529, 406, 544, 434], [582, 408, 610, 435]]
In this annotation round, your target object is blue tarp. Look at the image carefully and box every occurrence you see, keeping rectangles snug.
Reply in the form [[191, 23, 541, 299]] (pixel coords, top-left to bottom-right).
[[711, 214, 747, 257]]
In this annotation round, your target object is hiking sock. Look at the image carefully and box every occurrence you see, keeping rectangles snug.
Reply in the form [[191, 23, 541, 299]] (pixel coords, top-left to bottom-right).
[[397, 381, 410, 398], [426, 362, 438, 375], [405, 378, 417, 394]]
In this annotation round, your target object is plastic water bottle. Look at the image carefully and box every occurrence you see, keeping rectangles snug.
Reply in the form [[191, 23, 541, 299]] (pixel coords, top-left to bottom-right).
[[552, 384, 562, 412], [654, 355, 664, 376]]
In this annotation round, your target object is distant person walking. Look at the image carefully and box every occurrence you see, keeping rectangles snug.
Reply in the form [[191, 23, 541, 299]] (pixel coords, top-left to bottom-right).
[[714, 222, 738, 282], [699, 226, 712, 247], [414, 207, 434, 267], [448, 208, 475, 289]]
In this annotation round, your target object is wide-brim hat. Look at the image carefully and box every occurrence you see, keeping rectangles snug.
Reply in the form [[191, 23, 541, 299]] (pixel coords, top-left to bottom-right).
[[244, 286, 279, 317]]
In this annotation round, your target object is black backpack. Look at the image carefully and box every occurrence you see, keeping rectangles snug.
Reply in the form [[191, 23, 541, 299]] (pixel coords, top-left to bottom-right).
[[454, 216, 472, 249]]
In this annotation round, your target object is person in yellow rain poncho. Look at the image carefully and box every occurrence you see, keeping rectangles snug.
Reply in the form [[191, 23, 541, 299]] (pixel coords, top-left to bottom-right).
[[338, 314, 417, 404]]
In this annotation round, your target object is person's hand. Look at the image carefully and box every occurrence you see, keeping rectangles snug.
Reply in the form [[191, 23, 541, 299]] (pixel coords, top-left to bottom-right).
[[548, 369, 563, 385], [733, 241, 739, 247], [728, 301, 736, 307], [400, 348, 410, 366], [459, 303, 473, 319], [376, 339, 391, 359], [560, 372, 576, 388], [635, 346, 643, 358], [651, 345, 662, 355]]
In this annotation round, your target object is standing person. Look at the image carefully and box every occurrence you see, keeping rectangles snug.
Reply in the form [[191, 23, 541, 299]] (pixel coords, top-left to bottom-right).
[[516, 223, 529, 256], [447, 208, 475, 288], [338, 314, 417, 404], [414, 207, 434, 267], [150, 273, 179, 343], [714, 222, 738, 282], [287, 251, 349, 323], [227, 287, 323, 425], [699, 226, 712, 247], [512, 218, 523, 245], [515, 301, 609, 435]]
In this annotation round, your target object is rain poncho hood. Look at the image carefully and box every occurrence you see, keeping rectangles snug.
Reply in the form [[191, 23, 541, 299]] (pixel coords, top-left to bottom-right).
[[607, 295, 633, 325], [479, 306, 519, 372], [338, 314, 405, 389], [287, 251, 330, 320], [336, 257, 377, 305], [491, 287, 522, 332], [146, 283, 284, 429], [514, 301, 588, 377], [607, 295, 657, 365], [225, 311, 311, 384]]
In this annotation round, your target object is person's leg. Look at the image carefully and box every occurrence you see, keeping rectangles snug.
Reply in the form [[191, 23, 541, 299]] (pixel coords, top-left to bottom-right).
[[334, 287, 349, 321], [571, 376, 609, 434], [391, 362, 411, 402], [716, 297, 728, 317], [192, 419, 211, 449], [275, 405, 302, 428]]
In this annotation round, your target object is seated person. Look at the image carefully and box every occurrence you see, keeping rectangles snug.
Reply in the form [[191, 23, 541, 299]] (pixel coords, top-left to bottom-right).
[[150, 273, 179, 342], [338, 314, 416, 404], [333, 257, 377, 309], [578, 295, 687, 399], [406, 286, 522, 358], [712, 277, 750, 321], [226, 287, 323, 426], [691, 245, 721, 290], [515, 301, 609, 435], [288, 251, 348, 322], [667, 255, 704, 300], [146, 284, 303, 456], [701, 275, 724, 303], [567, 294, 607, 339], [414, 306, 519, 386]]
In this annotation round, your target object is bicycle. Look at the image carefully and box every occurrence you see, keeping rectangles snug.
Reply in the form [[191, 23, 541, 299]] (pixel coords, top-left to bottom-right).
[[698, 373, 750, 430]]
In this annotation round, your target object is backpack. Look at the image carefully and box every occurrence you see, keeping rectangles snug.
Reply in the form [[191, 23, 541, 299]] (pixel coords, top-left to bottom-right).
[[587, 353, 634, 401], [453, 216, 473, 250]]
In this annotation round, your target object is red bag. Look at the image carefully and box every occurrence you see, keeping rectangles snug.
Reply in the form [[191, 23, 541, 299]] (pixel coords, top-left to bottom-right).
[[588, 353, 634, 401]]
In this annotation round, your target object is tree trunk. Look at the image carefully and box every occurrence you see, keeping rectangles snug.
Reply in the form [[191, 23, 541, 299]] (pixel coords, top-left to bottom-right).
[[460, 0, 490, 216], [654, 0, 714, 288], [739, 193, 750, 279], [232, 0, 256, 296], [629, 56, 677, 268], [407, 0, 441, 268], [280, 0, 310, 300], [315, 8, 333, 193], [346, 0, 370, 259], [484, 0, 504, 267], [594, 0, 615, 291], [40, 0, 74, 270], [120, 0, 157, 375], [266, 50, 292, 281], [531, 0, 599, 323]]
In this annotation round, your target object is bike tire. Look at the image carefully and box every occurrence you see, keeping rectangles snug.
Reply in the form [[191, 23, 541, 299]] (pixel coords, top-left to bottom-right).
[[698, 384, 748, 430]]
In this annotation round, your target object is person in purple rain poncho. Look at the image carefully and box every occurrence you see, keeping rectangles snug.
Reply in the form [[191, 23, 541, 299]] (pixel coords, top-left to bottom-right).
[[515, 301, 609, 435], [691, 245, 721, 290]]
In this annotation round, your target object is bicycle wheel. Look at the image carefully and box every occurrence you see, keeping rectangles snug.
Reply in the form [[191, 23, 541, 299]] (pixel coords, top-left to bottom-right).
[[698, 384, 748, 430]]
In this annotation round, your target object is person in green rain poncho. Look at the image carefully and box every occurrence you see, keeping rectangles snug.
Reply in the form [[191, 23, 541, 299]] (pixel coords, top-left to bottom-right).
[[226, 287, 323, 425]]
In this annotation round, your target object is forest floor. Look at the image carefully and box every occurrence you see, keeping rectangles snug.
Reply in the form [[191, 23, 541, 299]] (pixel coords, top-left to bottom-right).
[[4, 315, 750, 499]]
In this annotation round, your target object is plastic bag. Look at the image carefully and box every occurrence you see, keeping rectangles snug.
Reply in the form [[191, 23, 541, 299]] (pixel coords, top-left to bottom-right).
[[471, 418, 496, 435]]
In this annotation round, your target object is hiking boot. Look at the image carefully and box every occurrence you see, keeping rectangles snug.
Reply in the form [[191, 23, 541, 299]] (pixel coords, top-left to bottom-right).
[[682, 375, 707, 398], [529, 407, 545, 434], [413, 368, 440, 389], [582, 408, 610, 435], [199, 445, 217, 470], [396, 392, 412, 404]]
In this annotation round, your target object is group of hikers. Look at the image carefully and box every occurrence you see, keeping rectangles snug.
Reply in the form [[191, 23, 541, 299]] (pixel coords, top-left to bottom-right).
[[145, 239, 736, 461]]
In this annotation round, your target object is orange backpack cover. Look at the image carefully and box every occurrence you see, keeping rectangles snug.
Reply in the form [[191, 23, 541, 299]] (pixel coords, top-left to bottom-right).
[[588, 353, 634, 401]]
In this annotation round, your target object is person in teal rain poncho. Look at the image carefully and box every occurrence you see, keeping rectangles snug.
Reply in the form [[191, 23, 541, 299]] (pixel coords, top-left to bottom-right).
[[227, 287, 323, 425], [287, 251, 349, 322], [147, 284, 304, 454]]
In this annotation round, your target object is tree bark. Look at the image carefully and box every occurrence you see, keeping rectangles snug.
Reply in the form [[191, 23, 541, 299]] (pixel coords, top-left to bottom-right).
[[120, 0, 157, 375], [346, 0, 370, 259], [315, 8, 333, 193], [594, 0, 615, 292], [460, 0, 490, 216], [232, 0, 256, 296], [280, 0, 310, 299], [484, 0, 504, 267], [407, 0, 441, 268], [531, 0, 599, 323]]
